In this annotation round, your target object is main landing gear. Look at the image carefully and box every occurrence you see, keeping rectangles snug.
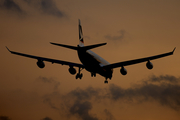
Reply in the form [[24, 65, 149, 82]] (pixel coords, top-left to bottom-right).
[[76, 67, 83, 79], [76, 73, 83, 79], [91, 72, 96, 77]]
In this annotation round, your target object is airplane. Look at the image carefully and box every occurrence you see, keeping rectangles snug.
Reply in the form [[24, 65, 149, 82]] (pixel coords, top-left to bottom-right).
[[6, 20, 176, 83]]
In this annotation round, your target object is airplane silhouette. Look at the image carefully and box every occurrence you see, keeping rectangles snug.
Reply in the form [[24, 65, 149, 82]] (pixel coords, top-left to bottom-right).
[[6, 20, 176, 83]]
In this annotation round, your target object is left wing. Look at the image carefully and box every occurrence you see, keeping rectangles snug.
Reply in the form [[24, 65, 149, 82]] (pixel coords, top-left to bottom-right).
[[103, 48, 176, 69], [6, 47, 84, 68]]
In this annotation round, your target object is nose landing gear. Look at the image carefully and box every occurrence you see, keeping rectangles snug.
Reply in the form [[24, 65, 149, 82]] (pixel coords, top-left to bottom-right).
[[104, 80, 108, 84], [104, 78, 108, 84]]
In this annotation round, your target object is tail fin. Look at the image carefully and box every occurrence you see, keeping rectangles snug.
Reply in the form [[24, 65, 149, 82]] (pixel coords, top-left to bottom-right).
[[50, 20, 107, 50], [79, 19, 84, 47]]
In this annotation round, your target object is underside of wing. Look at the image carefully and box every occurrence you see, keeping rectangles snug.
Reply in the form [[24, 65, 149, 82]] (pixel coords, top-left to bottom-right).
[[103, 48, 176, 69], [6, 47, 84, 68]]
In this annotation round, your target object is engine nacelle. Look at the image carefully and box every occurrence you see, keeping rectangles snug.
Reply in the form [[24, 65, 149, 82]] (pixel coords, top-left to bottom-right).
[[146, 61, 153, 69], [37, 60, 45, 68], [120, 66, 127, 75], [68, 66, 76, 75]]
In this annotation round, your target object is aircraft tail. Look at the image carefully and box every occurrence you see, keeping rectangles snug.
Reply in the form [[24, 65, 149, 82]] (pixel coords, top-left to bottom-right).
[[50, 19, 107, 50], [79, 19, 84, 47]]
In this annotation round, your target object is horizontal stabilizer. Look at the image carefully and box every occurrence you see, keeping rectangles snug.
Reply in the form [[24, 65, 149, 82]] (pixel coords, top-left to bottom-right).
[[50, 42, 107, 51], [83, 43, 107, 50], [50, 42, 78, 50]]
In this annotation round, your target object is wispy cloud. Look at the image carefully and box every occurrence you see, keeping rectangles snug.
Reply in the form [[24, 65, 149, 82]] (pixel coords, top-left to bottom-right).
[[40, 0, 64, 17], [104, 109, 116, 120], [0, 0, 24, 14], [70, 100, 98, 120], [24, 0, 65, 17], [43, 74, 180, 120], [1, 75, 179, 120], [108, 75, 180, 110], [37, 76, 60, 110], [37, 76, 60, 91], [0, 116, 11, 120], [41, 117, 53, 120], [105, 30, 126, 41], [0, 0, 65, 18]]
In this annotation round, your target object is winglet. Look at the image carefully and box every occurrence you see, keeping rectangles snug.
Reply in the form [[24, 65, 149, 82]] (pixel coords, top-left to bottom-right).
[[172, 47, 176, 54], [6, 46, 11, 52]]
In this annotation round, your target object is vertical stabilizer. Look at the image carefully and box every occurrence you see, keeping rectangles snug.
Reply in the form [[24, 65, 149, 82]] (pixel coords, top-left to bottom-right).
[[79, 19, 84, 47]]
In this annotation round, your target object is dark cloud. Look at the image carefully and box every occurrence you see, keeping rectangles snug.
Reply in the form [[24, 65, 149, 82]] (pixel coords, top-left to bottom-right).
[[0, 0, 65, 17], [24, 0, 65, 17], [43, 96, 60, 110], [145, 75, 179, 84], [104, 109, 116, 120], [40, 0, 64, 17], [37, 76, 60, 90], [42, 74, 180, 120], [108, 75, 180, 110], [105, 30, 125, 41], [41, 117, 53, 120], [37, 76, 60, 110], [70, 101, 98, 120], [66, 87, 102, 120], [66, 74, 180, 111], [0, 0, 23, 14], [68, 86, 101, 101], [0, 116, 11, 120]]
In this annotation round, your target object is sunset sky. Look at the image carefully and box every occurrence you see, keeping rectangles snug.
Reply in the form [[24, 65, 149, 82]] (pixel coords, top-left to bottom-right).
[[1, 0, 180, 120]]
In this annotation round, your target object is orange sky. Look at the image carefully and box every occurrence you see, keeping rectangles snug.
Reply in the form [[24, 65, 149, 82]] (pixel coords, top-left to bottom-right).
[[1, 0, 180, 120]]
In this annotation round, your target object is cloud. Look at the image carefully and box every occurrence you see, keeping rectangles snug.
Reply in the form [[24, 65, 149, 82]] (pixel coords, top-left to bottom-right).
[[41, 117, 53, 120], [43, 97, 60, 110], [145, 74, 179, 84], [42, 74, 180, 120], [105, 30, 125, 41], [0, 0, 23, 14], [0, 0, 65, 18], [70, 100, 98, 120], [36, 76, 60, 110], [24, 0, 65, 17], [40, 0, 64, 17], [0, 116, 11, 120], [108, 75, 180, 110], [68, 87, 102, 101], [104, 109, 116, 120], [37, 76, 60, 91]]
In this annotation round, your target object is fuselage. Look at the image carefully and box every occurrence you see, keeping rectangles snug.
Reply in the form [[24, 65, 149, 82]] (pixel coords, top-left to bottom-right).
[[77, 49, 113, 79]]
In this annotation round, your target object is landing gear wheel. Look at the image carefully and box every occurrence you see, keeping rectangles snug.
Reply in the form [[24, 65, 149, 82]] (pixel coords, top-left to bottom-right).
[[75, 73, 83, 79], [104, 80, 108, 84], [75, 74, 79, 79], [91, 73, 96, 77], [79, 73, 83, 79]]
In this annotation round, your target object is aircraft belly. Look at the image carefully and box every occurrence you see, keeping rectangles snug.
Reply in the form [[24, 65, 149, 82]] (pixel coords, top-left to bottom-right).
[[78, 51, 113, 79], [78, 52, 100, 72]]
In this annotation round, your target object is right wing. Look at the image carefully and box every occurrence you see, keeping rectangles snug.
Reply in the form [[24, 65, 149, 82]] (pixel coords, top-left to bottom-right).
[[6, 47, 84, 68], [103, 48, 176, 69]]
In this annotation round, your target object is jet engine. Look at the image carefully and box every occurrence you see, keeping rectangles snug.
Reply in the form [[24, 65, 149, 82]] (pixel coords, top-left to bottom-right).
[[146, 61, 153, 69], [120, 66, 127, 75], [37, 60, 45, 68], [68, 66, 76, 75]]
